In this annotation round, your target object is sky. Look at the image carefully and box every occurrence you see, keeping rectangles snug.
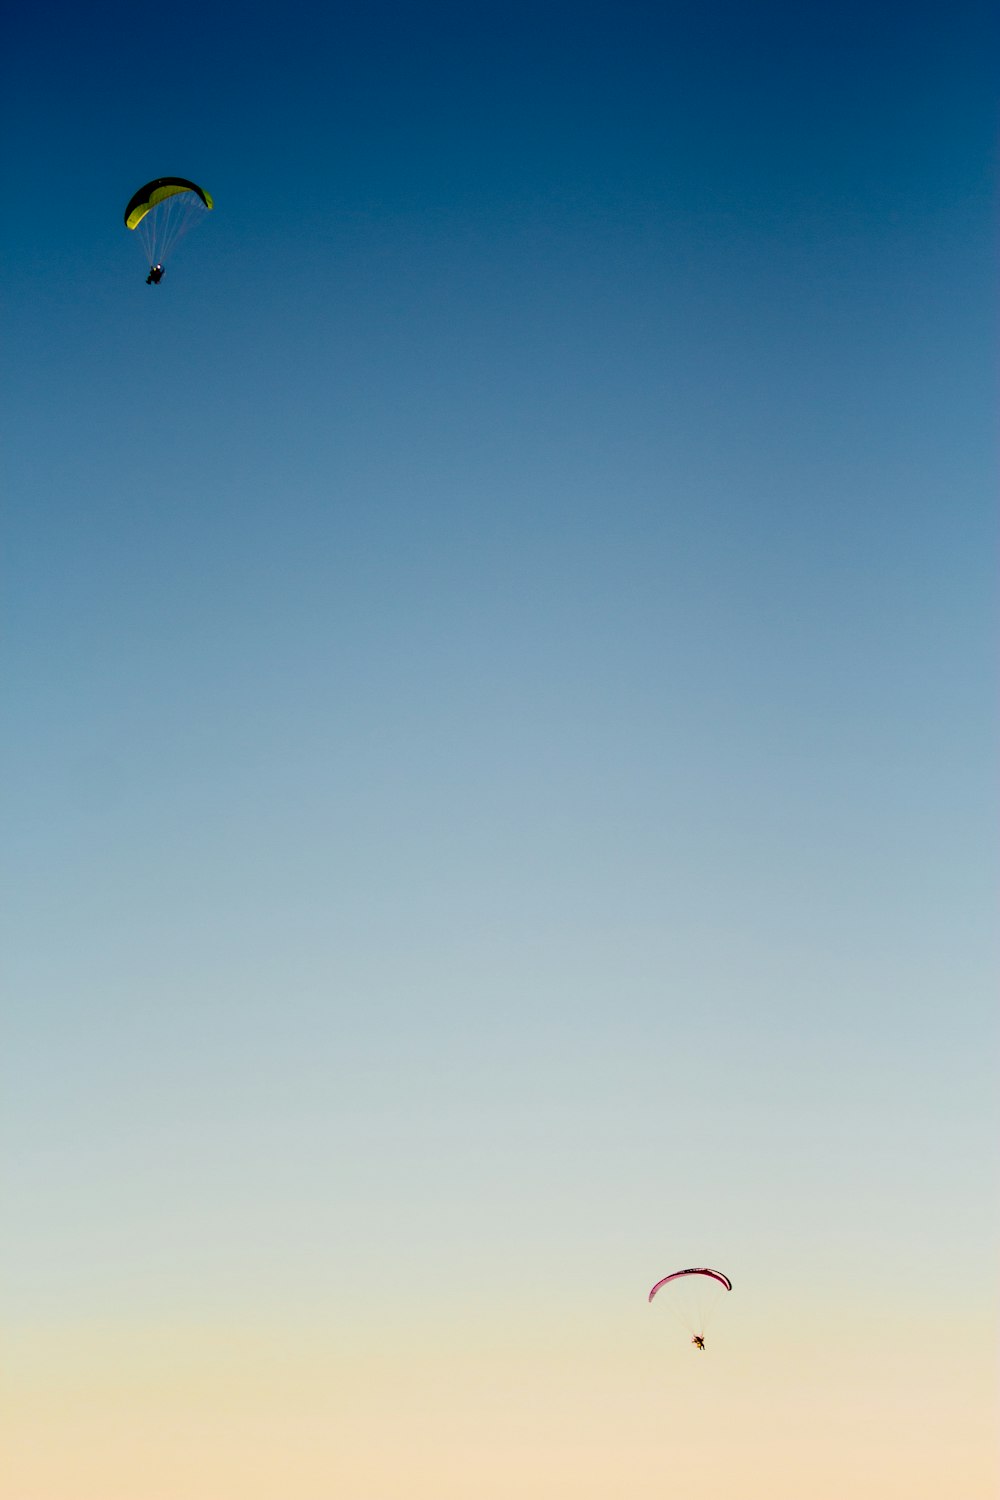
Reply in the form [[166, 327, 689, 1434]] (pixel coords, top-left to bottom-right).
[[2, 2, 997, 1496]]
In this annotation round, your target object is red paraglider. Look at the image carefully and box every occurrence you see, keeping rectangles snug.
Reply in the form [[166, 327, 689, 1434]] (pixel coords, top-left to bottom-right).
[[648, 1267, 732, 1350]]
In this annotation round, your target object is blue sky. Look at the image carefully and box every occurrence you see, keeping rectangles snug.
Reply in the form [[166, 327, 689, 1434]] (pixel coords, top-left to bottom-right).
[[3, 3, 997, 1494]]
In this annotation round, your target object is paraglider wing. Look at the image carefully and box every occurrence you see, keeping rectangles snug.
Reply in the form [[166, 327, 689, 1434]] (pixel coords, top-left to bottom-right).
[[124, 178, 213, 230], [648, 1267, 732, 1302]]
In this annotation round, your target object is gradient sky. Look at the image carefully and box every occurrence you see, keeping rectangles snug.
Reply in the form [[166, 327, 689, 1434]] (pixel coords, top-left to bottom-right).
[[2, 2, 997, 1496]]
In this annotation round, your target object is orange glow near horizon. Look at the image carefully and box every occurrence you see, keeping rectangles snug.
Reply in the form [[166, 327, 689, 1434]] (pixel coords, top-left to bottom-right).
[[4, 1296, 996, 1500]]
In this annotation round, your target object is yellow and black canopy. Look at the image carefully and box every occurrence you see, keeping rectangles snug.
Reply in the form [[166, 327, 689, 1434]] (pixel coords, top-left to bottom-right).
[[124, 178, 213, 230]]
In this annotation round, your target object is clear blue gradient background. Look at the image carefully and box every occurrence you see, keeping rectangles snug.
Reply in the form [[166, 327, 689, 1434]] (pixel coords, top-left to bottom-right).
[[2, 2, 997, 1490]]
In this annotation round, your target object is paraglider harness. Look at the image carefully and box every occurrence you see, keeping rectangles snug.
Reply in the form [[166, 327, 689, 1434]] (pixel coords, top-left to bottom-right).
[[146, 264, 164, 285]]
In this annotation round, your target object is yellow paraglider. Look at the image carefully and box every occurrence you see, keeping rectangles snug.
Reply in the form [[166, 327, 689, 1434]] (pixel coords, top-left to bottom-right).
[[124, 177, 213, 283]]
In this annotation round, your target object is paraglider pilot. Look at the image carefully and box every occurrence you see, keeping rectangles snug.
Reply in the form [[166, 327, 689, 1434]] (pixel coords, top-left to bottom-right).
[[691, 1335, 706, 1351], [146, 263, 164, 285]]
